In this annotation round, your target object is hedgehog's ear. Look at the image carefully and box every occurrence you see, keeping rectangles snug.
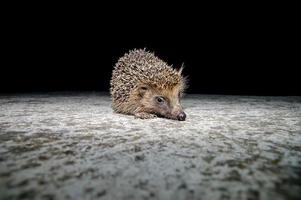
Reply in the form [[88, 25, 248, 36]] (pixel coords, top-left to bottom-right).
[[138, 84, 149, 97]]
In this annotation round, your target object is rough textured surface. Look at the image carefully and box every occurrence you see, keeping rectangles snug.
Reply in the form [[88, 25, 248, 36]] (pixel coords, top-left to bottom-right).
[[0, 93, 301, 200]]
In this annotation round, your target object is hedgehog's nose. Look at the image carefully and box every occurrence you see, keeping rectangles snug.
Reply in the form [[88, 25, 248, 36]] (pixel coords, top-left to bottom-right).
[[177, 112, 186, 121]]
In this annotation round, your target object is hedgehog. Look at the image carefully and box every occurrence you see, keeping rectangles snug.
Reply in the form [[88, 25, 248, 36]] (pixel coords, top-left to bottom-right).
[[110, 49, 187, 121]]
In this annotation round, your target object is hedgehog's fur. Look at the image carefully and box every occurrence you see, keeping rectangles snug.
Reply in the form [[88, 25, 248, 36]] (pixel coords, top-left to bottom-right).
[[110, 49, 187, 120]]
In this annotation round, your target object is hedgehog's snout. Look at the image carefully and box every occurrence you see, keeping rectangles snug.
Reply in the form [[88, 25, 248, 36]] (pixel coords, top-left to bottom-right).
[[177, 111, 186, 121]]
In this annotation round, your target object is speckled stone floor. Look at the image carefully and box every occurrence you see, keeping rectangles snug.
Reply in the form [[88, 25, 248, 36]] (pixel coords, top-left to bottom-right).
[[0, 93, 301, 200]]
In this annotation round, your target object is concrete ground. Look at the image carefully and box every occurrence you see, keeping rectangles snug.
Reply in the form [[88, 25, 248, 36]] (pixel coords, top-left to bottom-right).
[[0, 93, 301, 200]]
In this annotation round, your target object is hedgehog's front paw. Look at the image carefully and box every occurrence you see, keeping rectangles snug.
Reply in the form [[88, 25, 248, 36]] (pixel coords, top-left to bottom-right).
[[134, 112, 157, 119]]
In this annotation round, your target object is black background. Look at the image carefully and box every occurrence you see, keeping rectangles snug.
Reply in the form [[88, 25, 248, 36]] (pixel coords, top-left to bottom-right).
[[1, 4, 299, 95]]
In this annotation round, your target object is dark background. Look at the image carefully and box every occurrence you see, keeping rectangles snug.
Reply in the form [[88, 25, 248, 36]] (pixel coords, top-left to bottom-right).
[[1, 5, 299, 96]]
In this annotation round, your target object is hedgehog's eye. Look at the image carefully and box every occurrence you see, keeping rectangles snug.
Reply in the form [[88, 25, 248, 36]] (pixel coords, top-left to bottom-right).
[[155, 96, 165, 104]]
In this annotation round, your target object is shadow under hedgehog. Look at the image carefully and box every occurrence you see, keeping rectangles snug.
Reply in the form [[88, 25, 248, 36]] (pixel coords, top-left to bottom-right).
[[110, 49, 188, 121]]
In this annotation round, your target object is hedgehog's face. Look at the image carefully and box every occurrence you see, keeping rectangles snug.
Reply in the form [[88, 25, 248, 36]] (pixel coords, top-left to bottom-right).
[[138, 84, 186, 121]]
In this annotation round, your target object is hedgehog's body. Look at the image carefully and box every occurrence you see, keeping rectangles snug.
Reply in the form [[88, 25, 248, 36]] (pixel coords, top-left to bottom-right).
[[110, 49, 187, 121]]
